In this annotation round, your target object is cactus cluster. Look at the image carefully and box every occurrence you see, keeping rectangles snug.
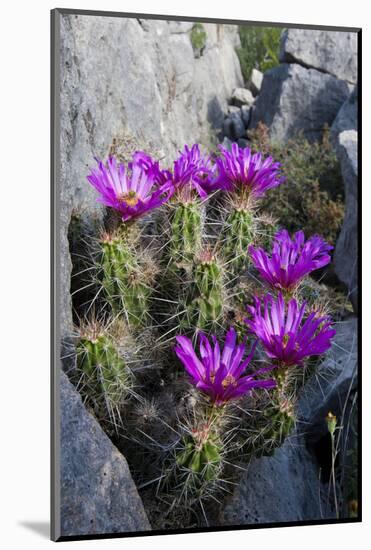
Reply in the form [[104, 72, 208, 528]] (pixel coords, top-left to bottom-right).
[[67, 141, 337, 526]]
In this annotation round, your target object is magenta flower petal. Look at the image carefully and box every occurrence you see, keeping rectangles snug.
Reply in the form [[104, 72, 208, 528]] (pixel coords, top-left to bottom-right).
[[130, 151, 172, 187], [174, 327, 276, 406], [87, 155, 174, 222], [245, 293, 336, 368], [174, 335, 206, 379], [170, 144, 216, 199], [212, 143, 285, 198], [249, 229, 333, 291], [220, 327, 237, 369]]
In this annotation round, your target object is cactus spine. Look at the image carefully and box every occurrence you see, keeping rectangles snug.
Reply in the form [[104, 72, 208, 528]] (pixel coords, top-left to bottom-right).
[[177, 433, 222, 482], [221, 207, 254, 276], [264, 367, 296, 451], [99, 228, 151, 328], [76, 324, 131, 418], [167, 198, 203, 270], [181, 248, 224, 332], [176, 405, 225, 487]]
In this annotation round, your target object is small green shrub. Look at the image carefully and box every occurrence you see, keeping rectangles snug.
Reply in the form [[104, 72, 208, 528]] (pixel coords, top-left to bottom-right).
[[190, 23, 207, 55], [237, 26, 282, 82], [248, 123, 345, 245]]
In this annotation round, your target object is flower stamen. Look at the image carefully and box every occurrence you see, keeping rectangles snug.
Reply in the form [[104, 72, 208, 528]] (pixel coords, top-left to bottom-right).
[[117, 190, 139, 206]]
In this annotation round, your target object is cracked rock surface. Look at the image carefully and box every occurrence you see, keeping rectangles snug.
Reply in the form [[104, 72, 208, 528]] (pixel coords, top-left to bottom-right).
[[280, 29, 357, 84], [60, 371, 151, 536]]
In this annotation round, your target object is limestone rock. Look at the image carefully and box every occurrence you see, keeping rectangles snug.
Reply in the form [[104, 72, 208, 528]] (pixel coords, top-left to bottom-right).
[[222, 111, 246, 141], [237, 138, 249, 148], [334, 132, 358, 311], [230, 112, 246, 139], [299, 316, 358, 439], [222, 438, 334, 525], [227, 105, 241, 115], [329, 85, 358, 312], [250, 63, 352, 142], [231, 87, 254, 107], [221, 136, 233, 151], [330, 86, 358, 146], [59, 371, 151, 537], [241, 105, 251, 128], [248, 68, 263, 96], [280, 29, 358, 84]]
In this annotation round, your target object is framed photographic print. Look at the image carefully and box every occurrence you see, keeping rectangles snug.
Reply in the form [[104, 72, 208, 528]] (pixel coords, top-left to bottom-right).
[[51, 7, 361, 542]]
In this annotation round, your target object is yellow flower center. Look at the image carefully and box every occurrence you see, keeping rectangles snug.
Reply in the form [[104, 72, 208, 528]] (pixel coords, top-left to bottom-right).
[[222, 374, 237, 388], [117, 190, 139, 206]]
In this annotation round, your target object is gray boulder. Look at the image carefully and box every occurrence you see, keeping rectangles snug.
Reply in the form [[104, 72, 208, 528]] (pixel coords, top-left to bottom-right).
[[221, 136, 233, 151], [248, 68, 263, 96], [250, 63, 352, 142], [299, 316, 358, 439], [227, 105, 241, 115], [223, 111, 246, 141], [222, 117, 233, 141], [329, 85, 358, 312], [59, 371, 151, 537], [230, 112, 246, 139], [241, 105, 251, 128], [231, 87, 254, 107], [222, 438, 334, 525], [330, 86, 358, 146], [237, 138, 249, 149], [334, 132, 358, 311], [280, 29, 358, 84]]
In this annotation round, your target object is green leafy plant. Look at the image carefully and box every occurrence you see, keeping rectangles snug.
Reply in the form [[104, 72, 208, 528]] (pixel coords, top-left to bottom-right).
[[237, 26, 282, 82], [190, 23, 207, 56], [249, 123, 344, 245]]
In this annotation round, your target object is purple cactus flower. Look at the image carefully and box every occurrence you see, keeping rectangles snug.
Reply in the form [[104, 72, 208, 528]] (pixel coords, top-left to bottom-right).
[[245, 293, 336, 368], [130, 152, 172, 187], [171, 144, 215, 199], [213, 143, 285, 198], [174, 327, 276, 406], [87, 156, 174, 222], [249, 229, 333, 291]]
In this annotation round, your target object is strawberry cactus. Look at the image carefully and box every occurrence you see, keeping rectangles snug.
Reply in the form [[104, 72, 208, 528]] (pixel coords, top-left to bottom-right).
[[68, 142, 338, 521]]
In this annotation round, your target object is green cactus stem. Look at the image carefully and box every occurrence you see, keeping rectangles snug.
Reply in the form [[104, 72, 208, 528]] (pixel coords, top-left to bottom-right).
[[76, 325, 131, 414], [222, 207, 254, 276], [176, 426, 222, 482], [262, 367, 296, 451], [167, 198, 203, 271], [99, 229, 151, 328], [183, 248, 224, 331], [263, 404, 296, 448]]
